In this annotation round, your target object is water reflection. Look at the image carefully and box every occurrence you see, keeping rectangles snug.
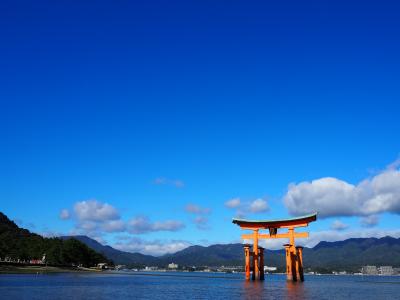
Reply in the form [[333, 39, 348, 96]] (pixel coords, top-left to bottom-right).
[[243, 280, 266, 299], [286, 281, 306, 300], [1, 273, 399, 300], [241, 278, 308, 300]]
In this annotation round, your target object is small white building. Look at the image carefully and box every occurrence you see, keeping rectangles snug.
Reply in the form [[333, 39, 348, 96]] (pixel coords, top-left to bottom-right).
[[168, 262, 178, 270], [379, 266, 394, 275], [97, 263, 108, 270], [361, 266, 378, 275], [264, 266, 277, 272]]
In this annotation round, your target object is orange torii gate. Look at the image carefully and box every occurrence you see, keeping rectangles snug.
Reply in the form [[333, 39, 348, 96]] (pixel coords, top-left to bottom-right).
[[232, 213, 317, 282]]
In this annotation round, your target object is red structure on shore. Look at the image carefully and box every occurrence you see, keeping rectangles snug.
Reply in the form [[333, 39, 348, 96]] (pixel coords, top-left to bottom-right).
[[233, 213, 317, 281]]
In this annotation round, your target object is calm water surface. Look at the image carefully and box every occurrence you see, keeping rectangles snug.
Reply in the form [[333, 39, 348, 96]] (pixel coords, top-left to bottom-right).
[[0, 272, 399, 299]]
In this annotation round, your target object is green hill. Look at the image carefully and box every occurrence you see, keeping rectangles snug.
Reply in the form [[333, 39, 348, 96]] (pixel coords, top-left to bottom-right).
[[0, 212, 111, 267]]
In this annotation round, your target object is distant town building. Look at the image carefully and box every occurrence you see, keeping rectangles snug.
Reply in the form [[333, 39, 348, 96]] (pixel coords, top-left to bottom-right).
[[115, 265, 127, 271], [379, 266, 394, 276], [264, 266, 277, 272], [332, 271, 347, 275], [361, 266, 378, 275], [168, 263, 178, 270], [97, 263, 108, 270]]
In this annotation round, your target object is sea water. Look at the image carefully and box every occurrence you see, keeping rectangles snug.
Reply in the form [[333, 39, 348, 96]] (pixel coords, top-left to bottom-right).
[[0, 272, 399, 299]]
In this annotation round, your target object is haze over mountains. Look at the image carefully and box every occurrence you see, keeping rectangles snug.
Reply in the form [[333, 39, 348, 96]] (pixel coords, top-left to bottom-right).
[[61, 235, 400, 272]]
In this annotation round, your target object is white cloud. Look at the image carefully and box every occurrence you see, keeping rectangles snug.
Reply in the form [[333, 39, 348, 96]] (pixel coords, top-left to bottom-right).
[[249, 198, 269, 213], [113, 237, 191, 256], [62, 199, 125, 236], [152, 220, 185, 231], [153, 177, 184, 188], [193, 216, 210, 230], [77, 221, 98, 231], [62, 199, 187, 239], [59, 209, 70, 220], [360, 215, 379, 227], [127, 216, 185, 234], [185, 204, 211, 214], [185, 203, 211, 230], [283, 166, 400, 218], [74, 200, 120, 222], [225, 198, 241, 208], [225, 197, 270, 217], [387, 158, 400, 170], [101, 220, 126, 232], [330, 220, 349, 231]]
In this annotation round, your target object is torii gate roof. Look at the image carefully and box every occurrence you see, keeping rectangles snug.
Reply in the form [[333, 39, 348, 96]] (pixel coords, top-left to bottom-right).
[[232, 212, 317, 229]]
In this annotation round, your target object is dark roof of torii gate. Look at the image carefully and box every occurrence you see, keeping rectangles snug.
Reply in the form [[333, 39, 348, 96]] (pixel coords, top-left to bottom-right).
[[232, 212, 317, 229]]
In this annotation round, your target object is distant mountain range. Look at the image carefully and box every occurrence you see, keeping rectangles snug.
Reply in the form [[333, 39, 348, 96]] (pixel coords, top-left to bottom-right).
[[60, 235, 159, 266], [61, 235, 400, 272]]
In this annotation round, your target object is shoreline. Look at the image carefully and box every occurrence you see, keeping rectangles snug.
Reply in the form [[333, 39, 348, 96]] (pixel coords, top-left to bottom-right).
[[0, 264, 103, 274], [1, 265, 399, 277]]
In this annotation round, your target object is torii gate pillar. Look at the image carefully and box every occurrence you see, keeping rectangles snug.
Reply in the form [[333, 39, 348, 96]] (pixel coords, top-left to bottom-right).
[[243, 244, 251, 280], [259, 246, 265, 280]]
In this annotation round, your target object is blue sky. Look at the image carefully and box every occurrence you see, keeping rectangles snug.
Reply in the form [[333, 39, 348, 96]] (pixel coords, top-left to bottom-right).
[[1, 0, 400, 255]]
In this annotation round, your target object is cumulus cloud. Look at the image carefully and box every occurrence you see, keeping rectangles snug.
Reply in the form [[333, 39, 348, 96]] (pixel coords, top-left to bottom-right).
[[128, 216, 185, 234], [249, 198, 269, 213], [101, 220, 126, 232], [153, 177, 184, 188], [225, 197, 270, 217], [184, 203, 211, 230], [185, 204, 211, 214], [59, 209, 70, 220], [360, 215, 379, 227], [283, 165, 400, 218], [193, 216, 210, 230], [77, 221, 98, 231], [61, 199, 125, 237], [72, 220, 118, 235], [387, 158, 400, 170], [225, 198, 241, 208], [330, 220, 349, 231], [74, 200, 120, 222], [61, 199, 187, 239], [63, 200, 124, 236], [113, 237, 191, 256]]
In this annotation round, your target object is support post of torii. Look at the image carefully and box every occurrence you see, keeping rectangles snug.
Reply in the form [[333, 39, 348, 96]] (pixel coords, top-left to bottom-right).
[[233, 213, 317, 282], [296, 246, 304, 282], [243, 244, 251, 280], [259, 246, 265, 280]]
